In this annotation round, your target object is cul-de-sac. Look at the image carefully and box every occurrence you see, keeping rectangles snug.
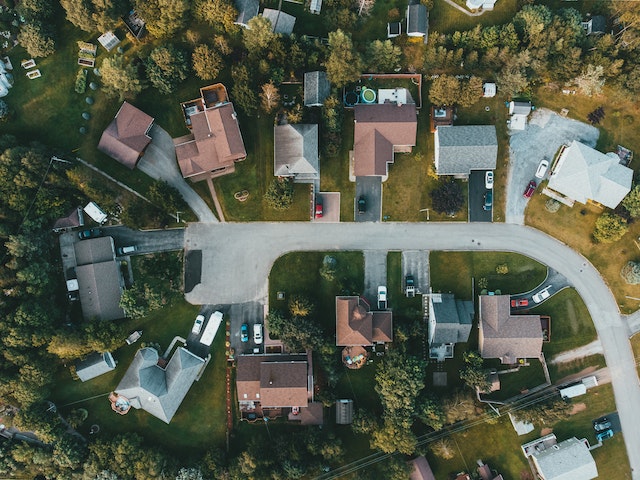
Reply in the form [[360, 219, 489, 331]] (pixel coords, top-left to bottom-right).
[[0, 0, 639, 478]]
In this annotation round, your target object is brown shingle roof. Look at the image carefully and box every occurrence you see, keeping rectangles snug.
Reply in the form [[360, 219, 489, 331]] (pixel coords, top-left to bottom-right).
[[409, 456, 436, 480], [353, 103, 417, 176], [175, 102, 246, 179], [479, 295, 543, 364], [336, 296, 373, 346], [97, 102, 154, 169], [372, 311, 393, 343]]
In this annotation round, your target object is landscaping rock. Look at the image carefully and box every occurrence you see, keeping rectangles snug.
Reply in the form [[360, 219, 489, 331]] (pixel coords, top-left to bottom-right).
[[85, 97, 94, 105], [82, 112, 90, 120], [79, 126, 87, 134], [89, 82, 98, 90]]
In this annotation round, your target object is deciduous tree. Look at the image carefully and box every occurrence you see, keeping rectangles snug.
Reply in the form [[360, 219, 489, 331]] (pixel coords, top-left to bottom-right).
[[259, 82, 281, 114], [326, 30, 363, 88], [244, 16, 276, 51], [573, 64, 605, 96], [100, 55, 144, 101], [192, 44, 222, 81], [593, 213, 628, 243], [621, 261, 640, 285], [264, 178, 294, 210], [429, 75, 460, 106], [145, 45, 189, 95], [17, 23, 55, 58], [133, 0, 190, 38], [194, 0, 238, 32], [365, 39, 401, 72], [431, 180, 464, 215]]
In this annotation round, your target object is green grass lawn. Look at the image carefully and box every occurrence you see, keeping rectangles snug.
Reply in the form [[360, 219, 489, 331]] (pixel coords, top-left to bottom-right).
[[530, 288, 597, 359], [547, 354, 606, 384], [429, 0, 518, 35], [429, 251, 548, 299], [482, 359, 548, 401], [631, 334, 640, 377]]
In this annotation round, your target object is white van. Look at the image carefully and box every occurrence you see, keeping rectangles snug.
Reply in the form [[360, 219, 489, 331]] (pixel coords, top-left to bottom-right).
[[253, 324, 263, 344]]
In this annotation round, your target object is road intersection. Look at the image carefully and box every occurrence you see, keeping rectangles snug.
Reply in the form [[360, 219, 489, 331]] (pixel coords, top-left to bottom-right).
[[184, 221, 640, 477]]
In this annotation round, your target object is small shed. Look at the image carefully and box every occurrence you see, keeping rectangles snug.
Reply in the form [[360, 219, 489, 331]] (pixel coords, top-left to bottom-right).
[[84, 201, 108, 224], [98, 31, 120, 52], [310, 0, 322, 14], [387, 22, 401, 38], [560, 383, 587, 399], [483, 83, 496, 97], [406, 3, 428, 37], [335, 399, 353, 424], [76, 352, 116, 382]]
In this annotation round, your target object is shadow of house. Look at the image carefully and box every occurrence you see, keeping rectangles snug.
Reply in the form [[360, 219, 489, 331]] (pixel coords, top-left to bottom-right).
[[434, 125, 498, 178], [427, 293, 474, 360], [114, 346, 206, 424], [97, 102, 154, 169], [274, 124, 319, 183]]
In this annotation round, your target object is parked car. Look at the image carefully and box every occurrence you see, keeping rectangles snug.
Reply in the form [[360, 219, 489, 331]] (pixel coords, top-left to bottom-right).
[[240, 324, 249, 342], [483, 190, 493, 210], [596, 429, 614, 442], [593, 418, 612, 431], [292, 406, 299, 415], [192, 314, 205, 334], [485, 171, 494, 189], [314, 198, 323, 219], [357, 196, 366, 215], [117, 245, 136, 255], [532, 285, 552, 303], [535, 159, 549, 179], [78, 228, 103, 240], [377, 286, 387, 309], [523, 180, 537, 198], [253, 324, 263, 344], [511, 298, 529, 307]]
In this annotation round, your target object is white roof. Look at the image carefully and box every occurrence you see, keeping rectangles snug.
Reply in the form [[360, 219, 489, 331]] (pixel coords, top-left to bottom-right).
[[483, 83, 496, 97], [509, 114, 527, 130], [559, 383, 587, 399], [378, 88, 409, 105], [97, 31, 120, 52], [548, 140, 633, 209], [531, 437, 598, 480], [66, 279, 79, 291], [84, 202, 107, 223]]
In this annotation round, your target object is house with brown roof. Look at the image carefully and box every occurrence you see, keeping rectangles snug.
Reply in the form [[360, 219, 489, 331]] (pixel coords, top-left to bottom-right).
[[97, 101, 154, 169], [408, 456, 436, 480], [174, 84, 247, 182], [352, 103, 417, 180], [478, 295, 543, 364], [236, 353, 312, 412], [336, 296, 393, 346]]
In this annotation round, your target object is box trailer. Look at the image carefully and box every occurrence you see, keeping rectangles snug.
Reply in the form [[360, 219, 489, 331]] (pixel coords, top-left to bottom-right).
[[84, 202, 107, 224], [200, 311, 223, 346]]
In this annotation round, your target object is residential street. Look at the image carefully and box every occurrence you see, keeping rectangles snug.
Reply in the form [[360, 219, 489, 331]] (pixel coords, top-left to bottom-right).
[[184, 221, 640, 476]]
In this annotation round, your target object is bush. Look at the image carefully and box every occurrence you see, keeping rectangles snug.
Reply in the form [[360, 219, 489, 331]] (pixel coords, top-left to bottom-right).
[[0, 100, 9, 122], [264, 178, 294, 210], [74, 69, 87, 94], [593, 213, 628, 243], [17, 22, 55, 58], [621, 261, 640, 285], [496, 263, 509, 274], [545, 198, 560, 213]]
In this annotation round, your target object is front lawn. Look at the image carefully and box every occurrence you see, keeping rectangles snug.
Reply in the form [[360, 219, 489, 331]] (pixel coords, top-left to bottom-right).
[[547, 354, 606, 384], [429, 251, 548, 299], [429, 0, 519, 35]]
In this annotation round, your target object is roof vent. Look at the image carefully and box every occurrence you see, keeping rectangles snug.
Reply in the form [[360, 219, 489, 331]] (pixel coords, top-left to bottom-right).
[[552, 445, 560, 450]]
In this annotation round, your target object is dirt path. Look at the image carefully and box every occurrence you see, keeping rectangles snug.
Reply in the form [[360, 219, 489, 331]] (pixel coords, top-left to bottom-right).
[[550, 339, 603, 364]]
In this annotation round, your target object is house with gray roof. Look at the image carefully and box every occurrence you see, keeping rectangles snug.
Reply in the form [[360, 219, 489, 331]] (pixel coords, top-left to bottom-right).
[[582, 15, 606, 36], [74, 237, 125, 321], [304, 71, 331, 107], [546, 140, 633, 209], [115, 346, 206, 424], [523, 435, 598, 480], [274, 124, 319, 182], [75, 352, 116, 382], [478, 295, 543, 364], [406, 2, 428, 38], [428, 293, 474, 360], [434, 125, 498, 177], [262, 8, 296, 35], [235, 0, 259, 28]]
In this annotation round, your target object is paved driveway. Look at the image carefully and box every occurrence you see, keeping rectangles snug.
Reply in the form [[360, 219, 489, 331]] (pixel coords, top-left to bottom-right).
[[355, 176, 382, 222], [469, 170, 492, 222], [137, 124, 218, 223], [401, 250, 429, 295], [363, 251, 387, 305], [103, 226, 184, 255], [183, 222, 640, 475]]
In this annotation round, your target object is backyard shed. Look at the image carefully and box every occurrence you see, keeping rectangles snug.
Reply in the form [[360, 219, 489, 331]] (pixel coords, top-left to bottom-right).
[[335, 399, 353, 424], [76, 352, 116, 382]]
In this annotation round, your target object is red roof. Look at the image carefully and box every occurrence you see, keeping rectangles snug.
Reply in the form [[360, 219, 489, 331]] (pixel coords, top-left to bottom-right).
[[98, 102, 154, 169]]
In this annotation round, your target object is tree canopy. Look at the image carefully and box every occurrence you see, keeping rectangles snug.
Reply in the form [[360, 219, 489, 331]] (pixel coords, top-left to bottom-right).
[[100, 55, 144, 101], [326, 30, 363, 88]]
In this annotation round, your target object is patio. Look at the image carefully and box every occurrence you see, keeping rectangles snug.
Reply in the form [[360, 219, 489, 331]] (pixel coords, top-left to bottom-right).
[[342, 346, 368, 369]]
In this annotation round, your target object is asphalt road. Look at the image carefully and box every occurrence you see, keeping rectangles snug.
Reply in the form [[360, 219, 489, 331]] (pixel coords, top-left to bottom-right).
[[469, 170, 493, 222], [183, 221, 640, 475], [355, 176, 382, 222]]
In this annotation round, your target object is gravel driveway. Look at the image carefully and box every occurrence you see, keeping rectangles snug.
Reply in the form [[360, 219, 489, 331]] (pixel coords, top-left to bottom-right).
[[506, 109, 599, 224]]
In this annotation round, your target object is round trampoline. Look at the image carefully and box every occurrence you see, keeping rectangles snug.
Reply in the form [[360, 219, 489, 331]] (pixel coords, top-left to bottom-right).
[[344, 91, 358, 107], [361, 87, 376, 103]]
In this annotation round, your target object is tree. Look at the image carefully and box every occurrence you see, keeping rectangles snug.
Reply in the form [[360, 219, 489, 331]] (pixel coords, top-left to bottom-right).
[[16, 0, 54, 21], [326, 30, 363, 88], [370, 417, 417, 454], [516, 398, 571, 425], [60, 0, 126, 32], [192, 44, 222, 81], [260, 82, 281, 114], [244, 16, 276, 51], [133, 0, 190, 38], [264, 178, 294, 210], [513, 4, 552, 42], [231, 64, 257, 116], [442, 390, 477, 424], [365, 40, 402, 72], [622, 185, 640, 217], [457, 76, 483, 107], [100, 55, 144, 101], [431, 180, 464, 215], [17, 23, 55, 58], [176, 467, 204, 480], [573, 64, 605, 96], [429, 75, 460, 106], [0, 100, 8, 123], [416, 396, 445, 430], [288, 295, 313, 317], [145, 45, 189, 95], [147, 180, 188, 214], [621, 261, 640, 285], [194, 0, 238, 32], [431, 438, 455, 459], [593, 213, 628, 243]]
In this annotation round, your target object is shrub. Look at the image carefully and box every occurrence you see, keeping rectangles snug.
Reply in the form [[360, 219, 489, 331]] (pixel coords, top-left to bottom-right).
[[621, 261, 640, 285], [74, 69, 87, 94], [264, 178, 294, 210], [545, 198, 560, 213], [0, 100, 9, 122], [593, 213, 628, 243], [496, 263, 509, 274]]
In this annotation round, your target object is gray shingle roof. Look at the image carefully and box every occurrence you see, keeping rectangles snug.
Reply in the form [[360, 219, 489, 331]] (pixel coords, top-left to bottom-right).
[[430, 294, 473, 345], [262, 9, 296, 35], [76, 352, 116, 382], [74, 236, 115, 266], [406, 3, 428, 35], [548, 140, 632, 209], [435, 125, 498, 175], [274, 124, 319, 180], [235, 0, 259, 27], [115, 347, 205, 424], [304, 71, 331, 107], [531, 437, 598, 480], [76, 262, 124, 321], [509, 101, 532, 116]]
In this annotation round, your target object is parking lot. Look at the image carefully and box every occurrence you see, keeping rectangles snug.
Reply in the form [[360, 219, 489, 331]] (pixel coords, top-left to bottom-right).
[[469, 170, 493, 222], [355, 176, 382, 222]]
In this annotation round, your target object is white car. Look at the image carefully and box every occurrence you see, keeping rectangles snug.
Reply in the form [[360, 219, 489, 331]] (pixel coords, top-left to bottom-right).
[[535, 159, 549, 179], [485, 171, 494, 189], [532, 286, 552, 303], [192, 314, 205, 334], [377, 286, 387, 309], [253, 324, 263, 344]]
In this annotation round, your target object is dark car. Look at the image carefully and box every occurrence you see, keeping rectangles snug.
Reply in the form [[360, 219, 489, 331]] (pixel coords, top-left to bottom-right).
[[78, 228, 103, 240], [523, 180, 537, 198], [483, 190, 493, 211], [357, 196, 366, 215], [594, 418, 612, 431]]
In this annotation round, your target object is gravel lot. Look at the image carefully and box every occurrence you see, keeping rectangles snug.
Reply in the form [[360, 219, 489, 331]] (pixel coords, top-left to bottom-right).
[[506, 109, 599, 224]]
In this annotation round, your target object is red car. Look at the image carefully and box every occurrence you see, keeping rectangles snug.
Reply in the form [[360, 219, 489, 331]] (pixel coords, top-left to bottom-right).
[[511, 299, 529, 307], [523, 180, 537, 198], [315, 200, 323, 218]]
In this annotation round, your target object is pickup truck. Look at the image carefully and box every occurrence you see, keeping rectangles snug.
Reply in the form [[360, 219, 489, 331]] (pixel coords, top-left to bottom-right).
[[405, 275, 415, 298]]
